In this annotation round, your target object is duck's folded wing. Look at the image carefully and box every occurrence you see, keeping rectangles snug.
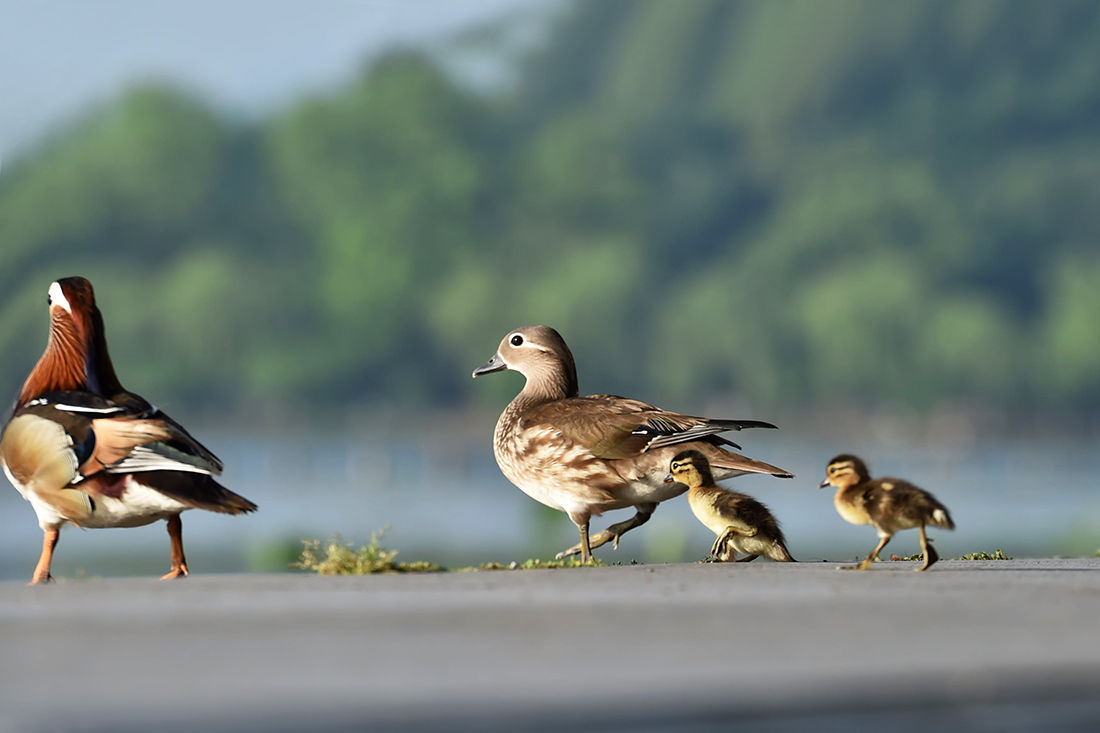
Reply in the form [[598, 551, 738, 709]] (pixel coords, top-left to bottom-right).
[[526, 396, 776, 460], [94, 417, 221, 476], [140, 409, 224, 474], [109, 391, 224, 474]]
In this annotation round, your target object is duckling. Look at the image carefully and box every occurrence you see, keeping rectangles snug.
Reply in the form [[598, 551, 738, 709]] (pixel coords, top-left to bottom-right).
[[665, 450, 795, 563], [473, 326, 792, 563], [819, 454, 954, 572]]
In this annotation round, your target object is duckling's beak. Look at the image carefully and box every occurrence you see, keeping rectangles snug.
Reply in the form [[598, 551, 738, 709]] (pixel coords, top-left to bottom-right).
[[662, 473, 674, 484], [818, 477, 831, 489], [472, 353, 507, 378]]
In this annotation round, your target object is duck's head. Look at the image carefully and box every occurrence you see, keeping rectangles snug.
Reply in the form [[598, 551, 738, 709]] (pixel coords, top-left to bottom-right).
[[472, 325, 579, 399], [663, 450, 714, 489], [818, 454, 870, 490], [18, 274, 105, 402], [47, 276, 98, 346]]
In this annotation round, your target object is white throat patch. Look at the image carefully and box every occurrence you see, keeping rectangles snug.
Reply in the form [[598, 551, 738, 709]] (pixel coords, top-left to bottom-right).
[[48, 282, 72, 313]]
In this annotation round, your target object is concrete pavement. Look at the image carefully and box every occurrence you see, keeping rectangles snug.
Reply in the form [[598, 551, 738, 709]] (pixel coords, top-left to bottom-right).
[[2, 559, 1099, 731]]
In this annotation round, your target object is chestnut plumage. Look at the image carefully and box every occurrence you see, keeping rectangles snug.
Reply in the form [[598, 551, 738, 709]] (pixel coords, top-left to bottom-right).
[[1, 277, 256, 584]]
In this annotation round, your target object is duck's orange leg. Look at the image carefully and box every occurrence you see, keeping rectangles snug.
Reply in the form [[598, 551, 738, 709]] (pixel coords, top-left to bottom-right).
[[29, 527, 60, 585], [160, 514, 189, 580]]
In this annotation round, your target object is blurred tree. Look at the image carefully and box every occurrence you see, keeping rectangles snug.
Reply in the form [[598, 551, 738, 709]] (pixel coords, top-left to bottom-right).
[[2, 1, 1100, 416]]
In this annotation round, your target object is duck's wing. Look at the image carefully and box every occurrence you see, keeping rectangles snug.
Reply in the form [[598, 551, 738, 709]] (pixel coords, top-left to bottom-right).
[[525, 395, 777, 460], [18, 391, 220, 478], [107, 390, 224, 474]]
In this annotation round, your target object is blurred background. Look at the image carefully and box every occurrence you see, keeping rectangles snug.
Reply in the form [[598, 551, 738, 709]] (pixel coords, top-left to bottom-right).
[[1, 0, 1097, 580]]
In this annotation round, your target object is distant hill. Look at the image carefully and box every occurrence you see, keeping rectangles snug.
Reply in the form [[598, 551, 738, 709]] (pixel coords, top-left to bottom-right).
[[2, 0, 1098, 416]]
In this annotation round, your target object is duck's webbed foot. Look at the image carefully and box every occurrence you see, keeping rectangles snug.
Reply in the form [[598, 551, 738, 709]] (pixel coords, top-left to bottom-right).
[[556, 506, 655, 559]]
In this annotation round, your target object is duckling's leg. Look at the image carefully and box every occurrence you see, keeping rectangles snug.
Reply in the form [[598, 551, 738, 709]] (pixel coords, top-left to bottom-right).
[[709, 534, 726, 560], [160, 514, 189, 580], [840, 534, 891, 571], [28, 527, 60, 585], [917, 523, 939, 572], [556, 504, 655, 559], [735, 554, 761, 563]]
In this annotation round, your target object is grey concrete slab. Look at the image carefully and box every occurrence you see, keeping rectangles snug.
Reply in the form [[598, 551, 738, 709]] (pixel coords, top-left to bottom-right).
[[2, 559, 1099, 732]]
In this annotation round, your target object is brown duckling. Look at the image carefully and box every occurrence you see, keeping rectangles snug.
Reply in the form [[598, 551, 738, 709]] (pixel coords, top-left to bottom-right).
[[819, 454, 954, 572], [665, 450, 795, 563], [473, 326, 792, 563]]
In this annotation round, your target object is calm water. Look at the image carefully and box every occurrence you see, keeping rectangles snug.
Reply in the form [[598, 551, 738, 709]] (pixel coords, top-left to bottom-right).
[[1, 423, 1097, 581]]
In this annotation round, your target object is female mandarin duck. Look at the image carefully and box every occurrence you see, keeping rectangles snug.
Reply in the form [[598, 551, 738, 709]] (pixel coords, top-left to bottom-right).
[[473, 326, 792, 563], [819, 454, 954, 571], [0, 277, 256, 584], [665, 450, 794, 563]]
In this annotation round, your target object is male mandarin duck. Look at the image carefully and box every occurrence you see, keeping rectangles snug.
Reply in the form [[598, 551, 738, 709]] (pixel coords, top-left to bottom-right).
[[472, 325, 791, 563], [665, 450, 795, 563], [819, 454, 954, 572], [0, 277, 256, 584]]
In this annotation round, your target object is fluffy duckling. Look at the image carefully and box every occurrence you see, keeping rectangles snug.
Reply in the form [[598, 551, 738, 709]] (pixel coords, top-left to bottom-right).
[[1, 277, 256, 584], [665, 450, 795, 563], [819, 454, 954, 572], [473, 326, 792, 563]]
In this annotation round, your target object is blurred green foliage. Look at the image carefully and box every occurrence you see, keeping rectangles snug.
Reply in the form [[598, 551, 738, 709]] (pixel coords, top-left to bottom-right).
[[2, 0, 1099, 415]]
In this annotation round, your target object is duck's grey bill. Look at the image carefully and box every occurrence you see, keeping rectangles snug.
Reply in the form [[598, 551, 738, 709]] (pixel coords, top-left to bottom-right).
[[472, 354, 507, 377]]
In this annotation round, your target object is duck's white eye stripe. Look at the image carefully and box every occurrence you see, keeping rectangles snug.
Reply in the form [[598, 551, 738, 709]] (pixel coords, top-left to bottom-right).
[[48, 282, 71, 313]]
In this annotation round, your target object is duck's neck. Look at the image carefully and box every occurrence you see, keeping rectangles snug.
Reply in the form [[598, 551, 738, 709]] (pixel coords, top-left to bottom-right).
[[518, 364, 578, 406], [495, 365, 578, 445], [834, 480, 865, 504], [86, 306, 124, 398], [18, 316, 88, 404]]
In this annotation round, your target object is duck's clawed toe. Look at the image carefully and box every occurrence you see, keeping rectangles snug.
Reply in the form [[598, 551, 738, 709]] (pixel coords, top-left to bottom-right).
[[159, 564, 189, 581], [555, 544, 582, 560]]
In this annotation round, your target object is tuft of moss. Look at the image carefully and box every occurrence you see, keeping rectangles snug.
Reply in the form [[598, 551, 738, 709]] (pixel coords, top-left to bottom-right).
[[955, 549, 1013, 560], [292, 528, 444, 575]]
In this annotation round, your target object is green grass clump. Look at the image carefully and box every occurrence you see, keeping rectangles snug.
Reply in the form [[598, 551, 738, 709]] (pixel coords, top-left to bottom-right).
[[293, 529, 443, 575], [955, 549, 1013, 560]]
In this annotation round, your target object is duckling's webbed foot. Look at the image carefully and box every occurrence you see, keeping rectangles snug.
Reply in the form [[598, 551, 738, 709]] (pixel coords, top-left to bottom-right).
[[838, 559, 875, 571], [735, 554, 760, 563], [555, 506, 654, 559], [838, 536, 890, 571], [917, 525, 939, 571]]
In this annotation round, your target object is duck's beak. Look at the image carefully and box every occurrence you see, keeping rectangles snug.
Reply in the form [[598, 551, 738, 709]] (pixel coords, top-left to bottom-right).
[[818, 477, 831, 489], [472, 353, 507, 378], [662, 473, 674, 484]]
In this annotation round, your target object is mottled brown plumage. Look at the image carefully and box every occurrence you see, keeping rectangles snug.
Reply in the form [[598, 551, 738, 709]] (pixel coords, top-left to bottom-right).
[[819, 454, 954, 572], [473, 325, 792, 563], [1, 277, 256, 584], [666, 450, 794, 563]]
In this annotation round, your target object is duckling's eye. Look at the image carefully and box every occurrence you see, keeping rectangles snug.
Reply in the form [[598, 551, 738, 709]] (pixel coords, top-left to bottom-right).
[[510, 335, 523, 347]]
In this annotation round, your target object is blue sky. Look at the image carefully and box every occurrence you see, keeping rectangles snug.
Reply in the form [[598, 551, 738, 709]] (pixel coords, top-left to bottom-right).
[[0, 0, 547, 158]]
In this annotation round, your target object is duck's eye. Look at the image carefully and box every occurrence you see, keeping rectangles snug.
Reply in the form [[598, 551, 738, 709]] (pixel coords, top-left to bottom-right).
[[47, 294, 52, 306], [510, 335, 523, 347]]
